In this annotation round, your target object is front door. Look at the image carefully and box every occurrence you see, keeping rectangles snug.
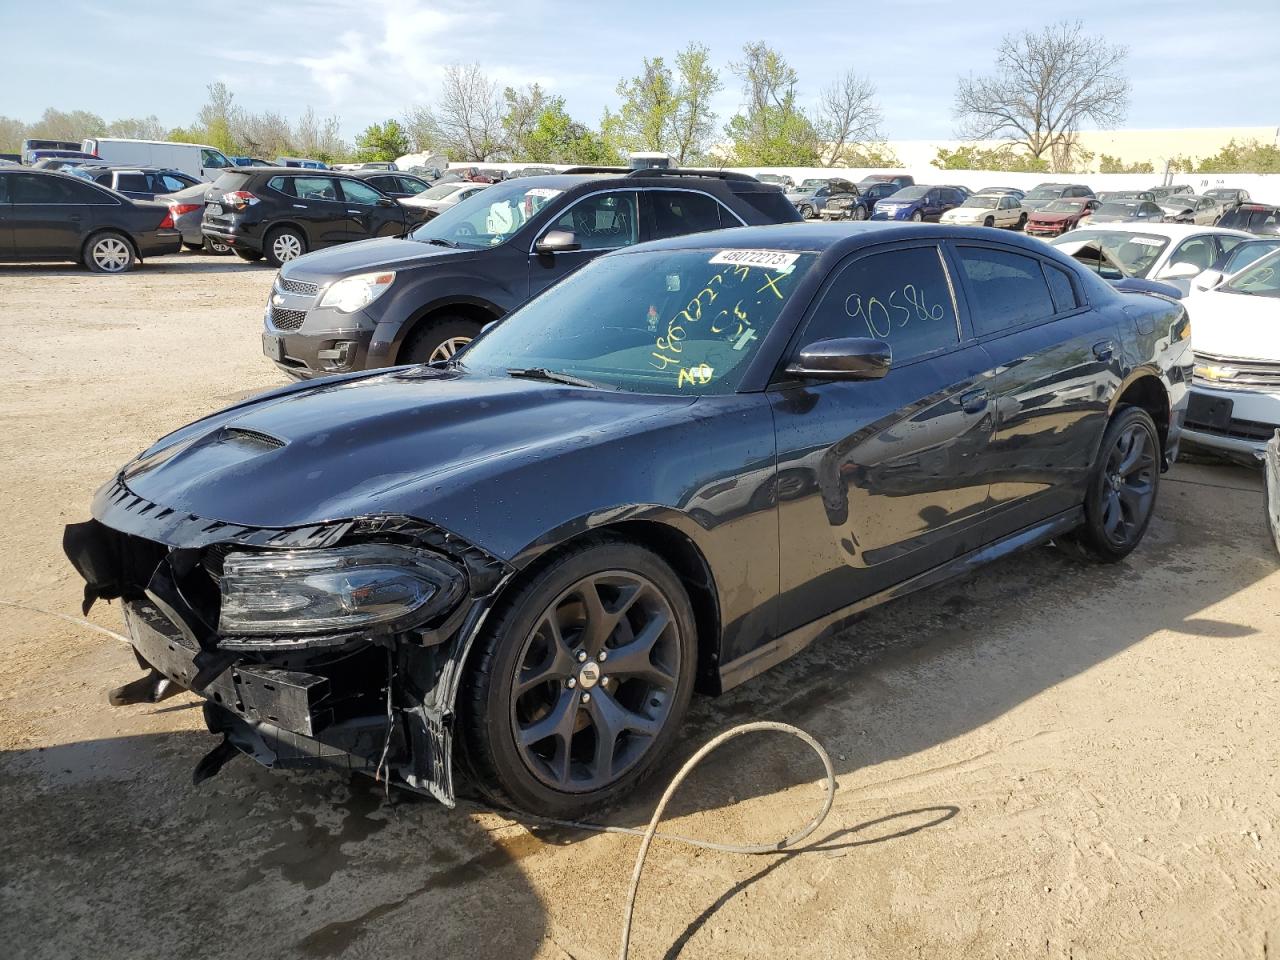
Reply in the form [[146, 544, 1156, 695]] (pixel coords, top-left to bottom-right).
[[947, 241, 1125, 538], [528, 191, 639, 298], [771, 241, 996, 634], [337, 178, 404, 240], [8, 173, 88, 257], [285, 176, 349, 247]]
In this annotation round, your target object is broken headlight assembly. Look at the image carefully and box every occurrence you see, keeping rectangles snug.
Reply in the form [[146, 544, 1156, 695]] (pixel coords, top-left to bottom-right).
[[217, 543, 462, 636]]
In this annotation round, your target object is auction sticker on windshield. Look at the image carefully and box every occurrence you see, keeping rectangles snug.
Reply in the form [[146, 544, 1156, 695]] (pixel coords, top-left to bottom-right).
[[525, 188, 563, 199], [709, 249, 800, 270]]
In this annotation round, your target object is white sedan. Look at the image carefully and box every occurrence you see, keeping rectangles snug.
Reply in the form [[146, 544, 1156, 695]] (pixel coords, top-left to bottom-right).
[[1180, 249, 1280, 457], [1157, 194, 1222, 225], [940, 193, 1025, 229], [400, 181, 490, 218], [1048, 223, 1252, 295]]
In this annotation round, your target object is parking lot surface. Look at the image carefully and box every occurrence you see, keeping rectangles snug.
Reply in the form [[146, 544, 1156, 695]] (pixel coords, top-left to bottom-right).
[[1, 255, 1278, 959]]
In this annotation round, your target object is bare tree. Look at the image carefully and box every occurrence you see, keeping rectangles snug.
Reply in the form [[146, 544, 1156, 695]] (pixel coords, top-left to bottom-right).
[[954, 20, 1129, 161], [434, 64, 506, 161], [817, 70, 883, 165], [402, 105, 439, 153]]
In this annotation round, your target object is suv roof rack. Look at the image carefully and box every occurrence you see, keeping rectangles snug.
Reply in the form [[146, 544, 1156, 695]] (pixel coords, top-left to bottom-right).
[[557, 165, 759, 183]]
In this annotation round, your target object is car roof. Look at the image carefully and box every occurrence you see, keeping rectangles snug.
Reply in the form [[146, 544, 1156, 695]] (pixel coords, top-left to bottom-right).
[[1062, 223, 1251, 239]]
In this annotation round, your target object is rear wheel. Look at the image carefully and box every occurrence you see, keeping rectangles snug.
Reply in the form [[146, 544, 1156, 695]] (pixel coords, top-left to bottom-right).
[[83, 232, 136, 273], [204, 235, 232, 255], [1017, 213, 1028, 230], [459, 538, 697, 816], [400, 316, 482, 365], [264, 226, 306, 267], [1067, 406, 1160, 562], [852, 205, 867, 221]]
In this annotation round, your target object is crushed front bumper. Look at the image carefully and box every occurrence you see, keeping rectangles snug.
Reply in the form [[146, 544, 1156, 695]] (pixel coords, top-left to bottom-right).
[[63, 480, 511, 806]]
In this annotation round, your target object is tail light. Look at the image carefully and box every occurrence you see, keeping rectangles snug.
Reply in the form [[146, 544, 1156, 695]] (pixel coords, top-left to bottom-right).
[[169, 203, 201, 216], [222, 191, 259, 211], [158, 211, 175, 230]]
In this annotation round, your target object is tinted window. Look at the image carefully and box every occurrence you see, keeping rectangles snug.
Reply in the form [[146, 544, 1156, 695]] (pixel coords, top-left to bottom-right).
[[12, 173, 77, 203], [63, 178, 114, 204], [548, 192, 638, 251], [650, 191, 724, 240], [738, 190, 799, 222], [805, 246, 960, 362], [116, 173, 148, 193], [397, 176, 428, 195], [293, 177, 339, 201], [957, 246, 1057, 334], [201, 149, 230, 169], [1043, 263, 1079, 312], [0, 174, 8, 204], [339, 179, 383, 204], [158, 173, 192, 192]]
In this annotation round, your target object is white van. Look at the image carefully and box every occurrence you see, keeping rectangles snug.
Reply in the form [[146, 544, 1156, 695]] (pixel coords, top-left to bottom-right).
[[80, 138, 235, 182]]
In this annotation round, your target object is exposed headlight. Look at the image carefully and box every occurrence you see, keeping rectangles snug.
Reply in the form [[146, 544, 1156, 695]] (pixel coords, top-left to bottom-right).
[[317, 271, 396, 313], [218, 543, 458, 636]]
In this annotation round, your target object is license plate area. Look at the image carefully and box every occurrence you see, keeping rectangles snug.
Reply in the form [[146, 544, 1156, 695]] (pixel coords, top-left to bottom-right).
[[207, 202, 223, 216], [1187, 392, 1234, 430], [262, 333, 284, 361]]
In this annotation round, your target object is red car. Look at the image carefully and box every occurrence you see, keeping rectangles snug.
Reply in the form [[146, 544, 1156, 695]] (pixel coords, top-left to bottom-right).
[[1025, 198, 1101, 237]]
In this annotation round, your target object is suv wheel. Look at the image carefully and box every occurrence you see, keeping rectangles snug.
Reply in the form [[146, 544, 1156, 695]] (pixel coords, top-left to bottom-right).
[[458, 538, 697, 816], [1067, 406, 1160, 562], [265, 226, 307, 267], [84, 232, 136, 274], [852, 206, 867, 221], [402, 316, 482, 365], [204, 236, 232, 255]]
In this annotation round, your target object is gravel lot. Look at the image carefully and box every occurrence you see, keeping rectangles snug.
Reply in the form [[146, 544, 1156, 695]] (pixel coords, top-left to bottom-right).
[[1, 253, 1278, 959]]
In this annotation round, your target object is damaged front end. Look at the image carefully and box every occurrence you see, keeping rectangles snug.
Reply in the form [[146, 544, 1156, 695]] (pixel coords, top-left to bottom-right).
[[63, 476, 511, 806]]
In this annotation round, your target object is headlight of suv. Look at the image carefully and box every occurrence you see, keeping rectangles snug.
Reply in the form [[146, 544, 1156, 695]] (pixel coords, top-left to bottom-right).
[[218, 543, 459, 636], [317, 271, 396, 313]]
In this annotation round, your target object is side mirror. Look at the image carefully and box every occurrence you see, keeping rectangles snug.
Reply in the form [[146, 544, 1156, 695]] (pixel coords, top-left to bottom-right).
[[1191, 269, 1224, 292], [1157, 261, 1201, 281], [535, 229, 581, 254], [786, 337, 892, 381], [377, 197, 395, 207]]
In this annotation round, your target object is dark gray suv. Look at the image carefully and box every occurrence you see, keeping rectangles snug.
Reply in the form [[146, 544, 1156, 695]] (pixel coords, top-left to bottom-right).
[[261, 168, 802, 378]]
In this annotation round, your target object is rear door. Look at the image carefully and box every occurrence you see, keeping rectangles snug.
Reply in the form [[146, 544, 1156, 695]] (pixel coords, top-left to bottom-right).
[[528, 190, 640, 297], [9, 172, 93, 257], [948, 241, 1124, 537], [643, 189, 735, 241], [0, 174, 12, 257], [336, 177, 404, 240], [771, 241, 997, 633]]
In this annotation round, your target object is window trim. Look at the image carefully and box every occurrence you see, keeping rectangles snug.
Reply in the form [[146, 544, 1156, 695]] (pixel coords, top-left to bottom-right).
[[946, 240, 1087, 343], [527, 187, 746, 256], [336, 177, 387, 205]]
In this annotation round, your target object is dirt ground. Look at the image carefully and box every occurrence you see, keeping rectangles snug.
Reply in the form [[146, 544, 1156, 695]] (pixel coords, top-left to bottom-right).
[[1, 253, 1278, 960]]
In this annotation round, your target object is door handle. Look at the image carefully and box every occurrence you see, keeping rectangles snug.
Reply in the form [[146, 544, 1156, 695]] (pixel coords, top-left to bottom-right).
[[1093, 340, 1116, 362], [292, 204, 307, 209], [347, 209, 361, 214], [960, 388, 989, 414]]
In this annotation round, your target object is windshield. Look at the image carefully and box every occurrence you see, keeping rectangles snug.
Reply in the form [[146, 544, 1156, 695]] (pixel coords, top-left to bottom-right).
[[1097, 202, 1139, 217], [891, 186, 928, 200], [798, 179, 825, 190], [1224, 240, 1280, 273], [1052, 230, 1170, 278], [1205, 190, 1234, 199], [1044, 199, 1083, 212], [1222, 249, 1280, 297], [960, 196, 999, 209], [459, 248, 817, 395], [420, 182, 463, 200], [1025, 188, 1061, 200], [409, 180, 561, 249]]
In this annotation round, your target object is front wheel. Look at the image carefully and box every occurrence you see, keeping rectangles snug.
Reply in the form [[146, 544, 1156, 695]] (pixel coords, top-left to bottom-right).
[[400, 316, 482, 365], [1068, 406, 1160, 562], [852, 205, 867, 221], [983, 216, 995, 227], [799, 204, 814, 219], [1017, 213, 1028, 230], [459, 538, 697, 816], [910, 210, 923, 222]]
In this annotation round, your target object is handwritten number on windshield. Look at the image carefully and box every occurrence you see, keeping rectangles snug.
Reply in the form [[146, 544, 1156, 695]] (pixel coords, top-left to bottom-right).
[[846, 284, 945, 339]]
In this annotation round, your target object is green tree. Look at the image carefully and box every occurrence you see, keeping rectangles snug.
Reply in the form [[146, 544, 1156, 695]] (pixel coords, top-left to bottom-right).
[[933, 144, 1050, 172], [0, 115, 27, 152], [607, 56, 677, 154], [1099, 154, 1154, 174], [356, 119, 410, 162], [524, 101, 620, 165], [27, 108, 106, 140], [502, 83, 553, 160], [1197, 139, 1280, 174], [196, 82, 237, 152], [722, 42, 821, 166]]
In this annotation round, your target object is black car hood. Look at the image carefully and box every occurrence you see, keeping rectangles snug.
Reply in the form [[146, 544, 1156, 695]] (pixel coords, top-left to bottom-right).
[[283, 236, 480, 279], [117, 368, 697, 543]]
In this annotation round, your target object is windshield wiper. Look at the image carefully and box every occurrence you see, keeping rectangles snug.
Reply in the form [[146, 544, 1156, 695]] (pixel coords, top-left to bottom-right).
[[506, 367, 603, 389], [422, 237, 457, 248]]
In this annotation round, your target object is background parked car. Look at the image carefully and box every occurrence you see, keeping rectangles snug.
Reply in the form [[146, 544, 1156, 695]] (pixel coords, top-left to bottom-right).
[[69, 166, 199, 201], [157, 182, 231, 254], [786, 178, 855, 219], [974, 186, 1025, 200], [820, 182, 898, 221], [20, 138, 82, 164], [1024, 198, 1102, 237], [31, 156, 103, 171], [275, 157, 328, 169], [1085, 200, 1166, 225], [1020, 182, 1095, 213], [1097, 190, 1156, 202], [347, 169, 433, 199], [400, 180, 492, 220], [1150, 184, 1195, 200], [230, 156, 272, 167], [1216, 203, 1280, 237], [262, 168, 803, 377], [1158, 194, 1221, 225], [0, 167, 180, 272], [28, 150, 100, 167], [940, 192, 1025, 228], [82, 138, 235, 182], [857, 173, 914, 190], [1189, 237, 1280, 292], [1051, 223, 1252, 294], [510, 166, 557, 178], [201, 168, 418, 267], [1204, 187, 1250, 211], [871, 184, 968, 222], [757, 173, 795, 190]]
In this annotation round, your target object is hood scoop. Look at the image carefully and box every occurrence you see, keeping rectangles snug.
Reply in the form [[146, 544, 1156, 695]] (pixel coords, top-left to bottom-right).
[[223, 427, 287, 450]]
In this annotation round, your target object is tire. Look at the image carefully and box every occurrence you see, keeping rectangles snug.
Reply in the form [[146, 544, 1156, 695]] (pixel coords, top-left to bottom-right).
[[263, 226, 307, 267], [234, 249, 264, 262], [458, 537, 698, 817], [983, 216, 995, 228], [204, 235, 232, 255], [182, 241, 203, 251], [910, 210, 923, 222], [852, 205, 867, 221], [400, 316, 482, 365], [1017, 213, 1028, 230], [1067, 406, 1161, 562], [83, 232, 136, 274], [799, 204, 814, 219]]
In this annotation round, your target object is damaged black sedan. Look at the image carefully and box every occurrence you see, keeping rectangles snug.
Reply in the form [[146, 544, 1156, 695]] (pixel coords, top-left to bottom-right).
[[66, 223, 1189, 816]]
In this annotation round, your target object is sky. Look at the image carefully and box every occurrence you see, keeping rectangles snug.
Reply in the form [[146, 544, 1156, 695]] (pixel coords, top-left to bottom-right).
[[5, 0, 1279, 144]]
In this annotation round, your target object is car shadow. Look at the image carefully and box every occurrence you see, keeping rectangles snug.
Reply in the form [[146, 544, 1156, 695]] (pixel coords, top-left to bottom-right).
[[0, 255, 266, 277]]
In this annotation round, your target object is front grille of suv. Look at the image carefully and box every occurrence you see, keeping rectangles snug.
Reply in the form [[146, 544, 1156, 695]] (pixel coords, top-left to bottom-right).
[[270, 306, 306, 331], [279, 277, 319, 297]]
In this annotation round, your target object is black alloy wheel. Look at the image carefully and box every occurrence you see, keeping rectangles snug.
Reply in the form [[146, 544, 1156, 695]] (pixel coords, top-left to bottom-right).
[[459, 539, 696, 816], [1070, 406, 1160, 561]]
